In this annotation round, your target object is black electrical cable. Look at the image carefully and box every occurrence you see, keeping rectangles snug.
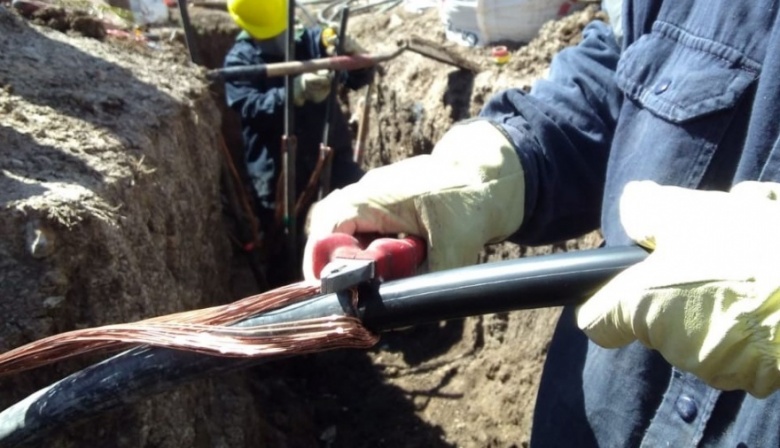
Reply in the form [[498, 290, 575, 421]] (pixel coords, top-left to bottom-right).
[[361, 244, 648, 331], [244, 245, 649, 331], [0, 245, 647, 447]]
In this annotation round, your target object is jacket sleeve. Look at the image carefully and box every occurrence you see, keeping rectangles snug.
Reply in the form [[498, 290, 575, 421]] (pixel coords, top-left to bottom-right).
[[223, 42, 286, 121], [480, 20, 623, 245]]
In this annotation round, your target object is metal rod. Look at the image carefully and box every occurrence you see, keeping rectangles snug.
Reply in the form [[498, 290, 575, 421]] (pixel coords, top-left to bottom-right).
[[176, 0, 202, 65], [401, 36, 480, 72], [284, 0, 298, 273], [353, 80, 373, 165], [318, 7, 349, 200]]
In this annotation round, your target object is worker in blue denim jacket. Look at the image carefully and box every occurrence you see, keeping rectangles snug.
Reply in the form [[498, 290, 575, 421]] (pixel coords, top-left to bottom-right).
[[223, 0, 372, 230], [306, 0, 780, 446]]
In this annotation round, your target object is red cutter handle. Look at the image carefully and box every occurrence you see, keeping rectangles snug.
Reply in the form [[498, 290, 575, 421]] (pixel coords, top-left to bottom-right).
[[312, 233, 427, 281]]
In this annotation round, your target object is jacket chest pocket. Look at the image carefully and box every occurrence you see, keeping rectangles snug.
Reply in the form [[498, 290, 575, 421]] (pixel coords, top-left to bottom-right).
[[616, 23, 758, 124], [609, 22, 759, 184]]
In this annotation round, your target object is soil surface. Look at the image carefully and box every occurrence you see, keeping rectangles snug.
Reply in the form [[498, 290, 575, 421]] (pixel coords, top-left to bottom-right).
[[0, 2, 607, 447]]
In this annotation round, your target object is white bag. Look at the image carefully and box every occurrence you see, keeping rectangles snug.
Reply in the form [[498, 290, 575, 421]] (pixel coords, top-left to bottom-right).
[[128, 0, 169, 25], [440, 0, 583, 47]]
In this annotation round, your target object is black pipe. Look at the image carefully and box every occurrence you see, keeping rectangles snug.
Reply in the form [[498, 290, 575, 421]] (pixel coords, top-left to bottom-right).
[[0, 245, 647, 447], [361, 244, 648, 331]]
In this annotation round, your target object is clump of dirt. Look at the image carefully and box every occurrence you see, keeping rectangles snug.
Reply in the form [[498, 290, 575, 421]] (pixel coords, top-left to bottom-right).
[[0, 3, 608, 447], [11, 1, 110, 38], [39, 7, 105, 37]]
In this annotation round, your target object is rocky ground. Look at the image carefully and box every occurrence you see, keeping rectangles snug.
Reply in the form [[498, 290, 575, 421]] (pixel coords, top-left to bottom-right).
[[0, 2, 606, 447]]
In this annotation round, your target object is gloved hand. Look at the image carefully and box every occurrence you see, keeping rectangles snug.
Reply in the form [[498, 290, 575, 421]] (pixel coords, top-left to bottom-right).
[[576, 180, 780, 398], [292, 70, 333, 106], [321, 26, 367, 55], [303, 120, 526, 280]]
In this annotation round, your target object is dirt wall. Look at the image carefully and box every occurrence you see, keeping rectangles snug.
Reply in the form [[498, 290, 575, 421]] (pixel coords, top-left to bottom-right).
[[0, 6, 253, 446]]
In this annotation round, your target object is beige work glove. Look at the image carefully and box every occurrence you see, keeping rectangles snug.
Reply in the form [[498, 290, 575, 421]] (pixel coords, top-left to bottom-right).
[[303, 120, 526, 280], [321, 26, 367, 55], [577, 180, 780, 398], [292, 70, 333, 106]]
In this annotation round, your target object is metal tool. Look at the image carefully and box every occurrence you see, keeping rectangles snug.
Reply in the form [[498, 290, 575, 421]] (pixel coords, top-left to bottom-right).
[[312, 233, 427, 294], [398, 36, 480, 72], [353, 80, 373, 165]]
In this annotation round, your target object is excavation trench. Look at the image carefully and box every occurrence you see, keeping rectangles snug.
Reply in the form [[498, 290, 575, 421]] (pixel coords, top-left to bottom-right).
[[0, 4, 606, 447]]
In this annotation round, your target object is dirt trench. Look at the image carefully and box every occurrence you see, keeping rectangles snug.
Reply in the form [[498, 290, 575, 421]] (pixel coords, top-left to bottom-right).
[[0, 3, 605, 447]]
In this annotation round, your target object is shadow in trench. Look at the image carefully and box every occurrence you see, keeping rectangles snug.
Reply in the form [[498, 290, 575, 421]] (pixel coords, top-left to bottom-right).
[[256, 350, 456, 448], [0, 125, 104, 205], [0, 9, 178, 137]]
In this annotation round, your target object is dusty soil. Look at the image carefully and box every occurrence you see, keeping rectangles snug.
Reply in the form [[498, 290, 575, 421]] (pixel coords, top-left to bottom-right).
[[0, 2, 606, 447]]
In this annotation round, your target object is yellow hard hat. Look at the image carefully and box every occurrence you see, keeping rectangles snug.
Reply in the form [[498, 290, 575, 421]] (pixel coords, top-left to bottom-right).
[[227, 0, 287, 40]]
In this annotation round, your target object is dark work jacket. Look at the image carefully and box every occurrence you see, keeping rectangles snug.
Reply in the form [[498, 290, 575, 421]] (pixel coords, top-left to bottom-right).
[[479, 1, 780, 446], [223, 27, 373, 211]]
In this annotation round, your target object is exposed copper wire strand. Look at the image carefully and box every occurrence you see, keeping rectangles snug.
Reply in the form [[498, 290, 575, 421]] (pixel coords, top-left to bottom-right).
[[218, 134, 262, 249], [0, 282, 379, 376]]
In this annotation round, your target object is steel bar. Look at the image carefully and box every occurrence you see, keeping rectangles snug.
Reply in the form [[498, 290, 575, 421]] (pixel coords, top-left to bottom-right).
[[284, 0, 298, 272], [353, 80, 373, 165], [318, 6, 349, 200], [177, 0, 202, 65]]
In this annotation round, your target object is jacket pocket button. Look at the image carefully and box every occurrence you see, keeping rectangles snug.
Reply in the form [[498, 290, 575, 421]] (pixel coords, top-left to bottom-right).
[[655, 78, 672, 94], [675, 395, 698, 422]]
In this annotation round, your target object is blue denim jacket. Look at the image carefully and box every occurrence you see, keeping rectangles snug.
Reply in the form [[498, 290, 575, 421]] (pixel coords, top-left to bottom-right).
[[480, 1, 780, 446]]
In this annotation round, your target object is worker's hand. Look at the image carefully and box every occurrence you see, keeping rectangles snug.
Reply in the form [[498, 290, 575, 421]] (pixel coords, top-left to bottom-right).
[[321, 26, 367, 55], [293, 70, 333, 106], [303, 120, 526, 280], [576, 180, 780, 398]]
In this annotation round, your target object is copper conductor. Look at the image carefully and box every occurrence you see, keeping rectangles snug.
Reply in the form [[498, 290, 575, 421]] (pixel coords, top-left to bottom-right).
[[0, 282, 378, 375]]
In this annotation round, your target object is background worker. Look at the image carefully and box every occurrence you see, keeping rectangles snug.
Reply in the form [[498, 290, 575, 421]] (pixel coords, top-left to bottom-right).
[[305, 1, 780, 446], [223, 0, 372, 233]]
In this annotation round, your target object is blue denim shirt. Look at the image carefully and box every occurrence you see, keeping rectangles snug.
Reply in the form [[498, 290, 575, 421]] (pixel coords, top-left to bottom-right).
[[223, 28, 371, 211], [480, 1, 780, 446]]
